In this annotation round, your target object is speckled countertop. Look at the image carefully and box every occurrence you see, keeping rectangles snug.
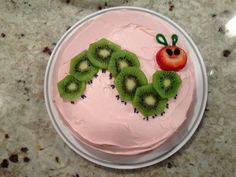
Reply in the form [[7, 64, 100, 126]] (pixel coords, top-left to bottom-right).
[[0, 0, 235, 176]]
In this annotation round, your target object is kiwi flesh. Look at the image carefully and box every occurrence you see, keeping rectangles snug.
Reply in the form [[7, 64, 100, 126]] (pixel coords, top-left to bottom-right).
[[152, 71, 181, 99], [132, 84, 167, 117], [70, 50, 98, 81], [57, 75, 86, 101], [88, 38, 121, 69], [114, 67, 148, 101], [108, 50, 140, 77]]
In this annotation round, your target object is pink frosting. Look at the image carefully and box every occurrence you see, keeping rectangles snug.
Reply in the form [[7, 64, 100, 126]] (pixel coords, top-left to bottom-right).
[[52, 10, 195, 155]]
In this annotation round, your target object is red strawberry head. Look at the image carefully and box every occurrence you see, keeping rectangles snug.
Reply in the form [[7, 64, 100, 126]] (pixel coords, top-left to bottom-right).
[[155, 33, 187, 71]]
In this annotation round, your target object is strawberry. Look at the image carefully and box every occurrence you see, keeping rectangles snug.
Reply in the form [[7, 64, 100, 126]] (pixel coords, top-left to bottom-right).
[[156, 46, 187, 71], [155, 33, 187, 71]]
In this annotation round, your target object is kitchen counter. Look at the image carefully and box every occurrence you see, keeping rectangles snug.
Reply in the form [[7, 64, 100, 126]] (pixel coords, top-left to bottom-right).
[[0, 0, 235, 177]]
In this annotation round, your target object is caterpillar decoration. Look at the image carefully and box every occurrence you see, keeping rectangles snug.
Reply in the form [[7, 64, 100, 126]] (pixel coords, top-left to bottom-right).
[[57, 33, 187, 120]]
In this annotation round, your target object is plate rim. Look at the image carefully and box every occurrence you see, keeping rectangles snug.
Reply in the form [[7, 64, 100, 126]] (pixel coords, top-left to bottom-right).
[[44, 6, 208, 169]]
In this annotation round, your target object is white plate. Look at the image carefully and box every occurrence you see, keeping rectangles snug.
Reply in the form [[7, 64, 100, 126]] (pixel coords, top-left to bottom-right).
[[44, 6, 208, 169]]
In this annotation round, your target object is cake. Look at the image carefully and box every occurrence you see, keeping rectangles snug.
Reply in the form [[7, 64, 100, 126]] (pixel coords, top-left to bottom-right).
[[52, 9, 195, 155]]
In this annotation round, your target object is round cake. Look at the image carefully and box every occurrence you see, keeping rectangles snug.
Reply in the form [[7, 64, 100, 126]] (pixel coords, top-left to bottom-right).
[[52, 9, 195, 155]]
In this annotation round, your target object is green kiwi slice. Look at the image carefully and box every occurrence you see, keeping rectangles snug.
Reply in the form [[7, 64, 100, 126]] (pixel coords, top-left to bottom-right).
[[70, 50, 98, 81], [132, 84, 167, 117], [57, 75, 86, 101], [108, 50, 140, 77], [115, 67, 148, 101], [88, 38, 121, 69], [152, 71, 181, 99]]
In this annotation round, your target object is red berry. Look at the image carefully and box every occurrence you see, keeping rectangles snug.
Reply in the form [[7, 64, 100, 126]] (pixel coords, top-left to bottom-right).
[[156, 46, 187, 71]]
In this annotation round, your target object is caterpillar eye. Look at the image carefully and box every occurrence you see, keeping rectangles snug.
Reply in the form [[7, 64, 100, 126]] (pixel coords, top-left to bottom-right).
[[174, 48, 180, 55], [166, 48, 173, 56]]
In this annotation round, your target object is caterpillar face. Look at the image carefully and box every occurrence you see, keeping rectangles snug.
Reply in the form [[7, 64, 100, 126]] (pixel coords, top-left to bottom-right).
[[156, 45, 187, 71], [155, 34, 187, 71]]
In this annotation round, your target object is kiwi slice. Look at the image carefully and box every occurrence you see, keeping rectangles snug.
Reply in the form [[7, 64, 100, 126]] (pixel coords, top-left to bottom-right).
[[108, 50, 140, 77], [57, 75, 86, 101], [133, 84, 167, 117], [69, 50, 98, 81], [115, 67, 148, 101], [152, 71, 181, 99], [88, 38, 121, 69]]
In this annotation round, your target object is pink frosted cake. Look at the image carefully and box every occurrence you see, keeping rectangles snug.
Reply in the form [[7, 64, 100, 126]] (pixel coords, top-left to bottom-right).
[[52, 10, 195, 155]]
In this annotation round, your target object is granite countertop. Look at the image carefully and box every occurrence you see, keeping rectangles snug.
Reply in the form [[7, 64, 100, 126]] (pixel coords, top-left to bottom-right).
[[0, 0, 235, 176]]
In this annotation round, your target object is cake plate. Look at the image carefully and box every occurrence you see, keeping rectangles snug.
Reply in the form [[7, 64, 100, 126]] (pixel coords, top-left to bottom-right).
[[44, 6, 208, 169]]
